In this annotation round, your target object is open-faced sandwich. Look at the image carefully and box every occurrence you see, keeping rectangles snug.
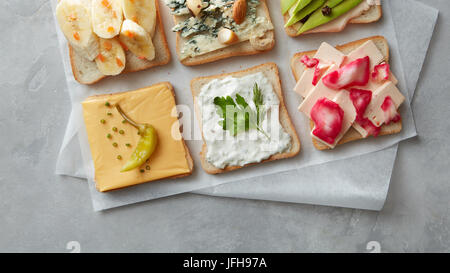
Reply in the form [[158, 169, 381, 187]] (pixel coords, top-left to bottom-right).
[[191, 63, 301, 174], [291, 36, 405, 150], [82, 82, 193, 192], [165, 0, 275, 66], [55, 0, 170, 84], [282, 0, 382, 37]]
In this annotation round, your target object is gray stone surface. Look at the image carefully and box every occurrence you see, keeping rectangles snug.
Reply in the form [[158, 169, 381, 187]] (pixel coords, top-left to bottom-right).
[[0, 0, 448, 252]]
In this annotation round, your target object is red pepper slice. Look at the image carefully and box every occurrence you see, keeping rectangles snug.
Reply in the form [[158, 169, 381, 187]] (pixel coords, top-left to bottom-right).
[[300, 55, 319, 68], [381, 96, 401, 124], [310, 98, 344, 145], [322, 56, 370, 90], [358, 118, 381, 137], [372, 63, 390, 82], [349, 88, 372, 121]]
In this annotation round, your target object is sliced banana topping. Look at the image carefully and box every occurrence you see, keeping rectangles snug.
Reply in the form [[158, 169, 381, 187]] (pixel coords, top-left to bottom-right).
[[95, 38, 126, 76], [119, 19, 155, 61], [56, 0, 99, 61], [122, 0, 157, 37], [91, 0, 123, 39]]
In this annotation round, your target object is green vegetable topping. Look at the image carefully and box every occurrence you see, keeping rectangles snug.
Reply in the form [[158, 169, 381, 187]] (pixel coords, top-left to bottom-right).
[[112, 127, 118, 132], [107, 112, 112, 116], [297, 0, 362, 35], [140, 169, 145, 173], [112, 142, 118, 147], [126, 143, 131, 147], [107, 133, 112, 139], [117, 155, 122, 160], [100, 119, 106, 124], [213, 83, 269, 139], [122, 120, 127, 124], [105, 102, 111, 107], [119, 129, 124, 134]]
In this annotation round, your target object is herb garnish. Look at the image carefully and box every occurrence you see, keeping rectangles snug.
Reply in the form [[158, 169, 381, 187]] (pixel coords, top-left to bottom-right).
[[213, 83, 269, 139]]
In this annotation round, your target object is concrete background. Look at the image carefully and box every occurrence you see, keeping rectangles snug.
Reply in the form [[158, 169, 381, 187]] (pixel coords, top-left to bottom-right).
[[0, 0, 448, 252]]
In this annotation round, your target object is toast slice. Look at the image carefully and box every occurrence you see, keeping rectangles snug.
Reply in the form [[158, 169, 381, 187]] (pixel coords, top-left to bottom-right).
[[191, 63, 301, 174], [70, 0, 171, 85], [82, 82, 194, 192], [290, 36, 402, 150], [171, 0, 275, 66], [283, 1, 382, 37]]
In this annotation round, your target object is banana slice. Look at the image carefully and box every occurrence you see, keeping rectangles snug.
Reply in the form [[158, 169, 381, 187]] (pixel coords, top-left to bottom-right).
[[95, 38, 126, 75], [56, 0, 99, 61], [91, 0, 123, 39], [122, 0, 157, 37], [119, 19, 155, 61]]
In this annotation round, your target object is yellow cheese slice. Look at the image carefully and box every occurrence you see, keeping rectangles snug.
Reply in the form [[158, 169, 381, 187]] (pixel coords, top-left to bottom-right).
[[82, 83, 191, 192]]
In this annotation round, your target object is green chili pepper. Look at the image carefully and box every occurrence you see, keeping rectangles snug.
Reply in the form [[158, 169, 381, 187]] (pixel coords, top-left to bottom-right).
[[297, 0, 362, 35], [281, 0, 299, 14], [116, 105, 158, 172], [285, 0, 326, 27]]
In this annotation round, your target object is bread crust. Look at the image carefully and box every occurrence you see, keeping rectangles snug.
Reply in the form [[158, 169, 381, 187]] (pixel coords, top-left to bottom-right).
[[283, 4, 382, 37], [69, 0, 171, 85], [191, 63, 301, 174], [290, 36, 403, 150], [171, 0, 275, 66]]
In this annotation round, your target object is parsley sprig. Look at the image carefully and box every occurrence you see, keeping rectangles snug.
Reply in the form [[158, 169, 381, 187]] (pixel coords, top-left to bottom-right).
[[213, 83, 269, 139]]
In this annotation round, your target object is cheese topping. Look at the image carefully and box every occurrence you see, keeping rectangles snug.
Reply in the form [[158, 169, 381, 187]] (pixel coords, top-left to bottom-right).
[[167, 0, 274, 60], [197, 72, 291, 169], [82, 83, 191, 192]]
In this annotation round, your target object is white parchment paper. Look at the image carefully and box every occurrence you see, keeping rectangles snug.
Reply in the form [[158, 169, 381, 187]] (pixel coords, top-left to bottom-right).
[[193, 0, 439, 210], [54, 0, 421, 211]]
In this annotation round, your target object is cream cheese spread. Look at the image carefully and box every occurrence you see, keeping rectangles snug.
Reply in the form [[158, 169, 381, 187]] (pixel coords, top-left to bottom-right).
[[197, 72, 291, 169]]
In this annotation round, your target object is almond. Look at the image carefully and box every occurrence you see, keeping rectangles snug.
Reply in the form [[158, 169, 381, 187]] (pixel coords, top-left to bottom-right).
[[232, 0, 247, 25]]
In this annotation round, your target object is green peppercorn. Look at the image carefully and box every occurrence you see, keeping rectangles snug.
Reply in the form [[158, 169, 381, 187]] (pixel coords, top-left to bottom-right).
[[112, 142, 118, 147], [105, 102, 111, 107], [112, 127, 118, 132], [100, 119, 106, 124], [119, 129, 124, 135], [117, 155, 122, 160], [107, 133, 112, 139]]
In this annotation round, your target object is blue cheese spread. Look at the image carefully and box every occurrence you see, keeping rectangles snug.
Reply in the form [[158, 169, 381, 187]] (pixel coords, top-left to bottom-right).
[[166, 0, 274, 60]]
